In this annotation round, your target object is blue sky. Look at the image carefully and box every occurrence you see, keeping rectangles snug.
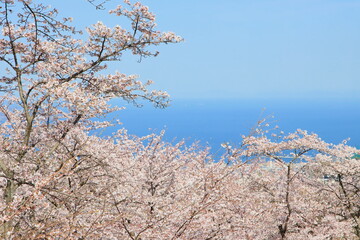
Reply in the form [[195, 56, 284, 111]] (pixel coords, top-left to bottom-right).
[[50, 0, 360, 100], [41, 0, 360, 149]]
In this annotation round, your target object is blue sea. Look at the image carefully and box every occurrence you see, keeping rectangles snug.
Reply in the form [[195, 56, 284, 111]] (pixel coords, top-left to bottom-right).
[[103, 99, 360, 157]]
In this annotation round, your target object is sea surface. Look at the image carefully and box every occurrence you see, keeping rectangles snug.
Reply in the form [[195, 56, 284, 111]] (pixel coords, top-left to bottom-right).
[[102, 98, 360, 157]]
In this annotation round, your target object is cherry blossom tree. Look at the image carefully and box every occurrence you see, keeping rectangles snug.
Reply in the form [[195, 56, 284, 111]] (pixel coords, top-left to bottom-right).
[[221, 127, 360, 239], [0, 0, 182, 237], [1, 0, 359, 239]]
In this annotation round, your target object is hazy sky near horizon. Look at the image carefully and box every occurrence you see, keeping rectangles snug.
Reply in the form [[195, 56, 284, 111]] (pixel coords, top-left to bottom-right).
[[51, 0, 360, 100]]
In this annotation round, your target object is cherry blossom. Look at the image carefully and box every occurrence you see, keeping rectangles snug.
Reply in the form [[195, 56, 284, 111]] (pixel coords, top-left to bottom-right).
[[0, 0, 359, 239]]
